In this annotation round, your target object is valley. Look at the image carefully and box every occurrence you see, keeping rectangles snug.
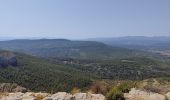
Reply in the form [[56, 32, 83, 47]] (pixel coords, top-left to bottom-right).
[[0, 37, 170, 100]]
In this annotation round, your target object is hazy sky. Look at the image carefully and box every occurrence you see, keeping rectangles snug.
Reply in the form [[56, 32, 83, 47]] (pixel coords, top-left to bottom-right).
[[0, 0, 170, 39]]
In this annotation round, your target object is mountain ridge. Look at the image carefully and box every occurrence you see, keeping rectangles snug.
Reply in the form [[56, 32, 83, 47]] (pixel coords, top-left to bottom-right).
[[0, 39, 144, 60]]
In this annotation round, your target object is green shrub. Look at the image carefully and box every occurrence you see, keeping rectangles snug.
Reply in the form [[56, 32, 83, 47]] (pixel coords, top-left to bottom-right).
[[106, 87, 125, 100], [117, 82, 135, 93], [106, 82, 135, 100]]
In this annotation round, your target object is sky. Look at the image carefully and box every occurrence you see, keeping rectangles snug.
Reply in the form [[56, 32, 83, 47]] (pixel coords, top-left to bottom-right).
[[0, 0, 170, 39]]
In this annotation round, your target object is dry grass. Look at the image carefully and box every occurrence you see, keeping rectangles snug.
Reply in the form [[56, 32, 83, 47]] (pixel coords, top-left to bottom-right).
[[71, 87, 81, 95], [0, 92, 8, 98]]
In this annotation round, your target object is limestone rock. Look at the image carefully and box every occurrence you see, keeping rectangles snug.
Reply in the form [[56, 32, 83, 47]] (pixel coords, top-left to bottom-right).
[[0, 92, 105, 100], [43, 92, 73, 100], [74, 93, 87, 100], [43, 92, 105, 100], [166, 92, 170, 100], [88, 93, 105, 100], [0, 83, 27, 92], [22, 95, 36, 100], [73, 93, 105, 100], [124, 88, 166, 100], [22, 92, 49, 100], [13, 86, 27, 93], [1, 92, 24, 100]]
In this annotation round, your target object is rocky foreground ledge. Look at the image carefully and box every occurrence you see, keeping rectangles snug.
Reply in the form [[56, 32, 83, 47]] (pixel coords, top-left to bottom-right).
[[0, 92, 105, 100], [0, 88, 170, 100], [124, 88, 170, 100]]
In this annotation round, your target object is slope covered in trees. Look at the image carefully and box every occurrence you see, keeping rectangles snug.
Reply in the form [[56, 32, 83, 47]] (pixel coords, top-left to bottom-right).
[[50, 57, 170, 80], [0, 50, 97, 92], [0, 50, 170, 96]]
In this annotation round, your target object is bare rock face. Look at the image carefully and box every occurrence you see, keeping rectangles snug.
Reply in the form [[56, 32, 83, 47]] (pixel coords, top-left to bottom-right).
[[73, 93, 87, 100], [43, 92, 105, 100], [0, 92, 24, 100], [166, 92, 170, 100], [0, 83, 27, 93], [22, 92, 49, 100], [0, 51, 17, 67], [43, 92, 73, 100], [124, 88, 166, 100], [74, 93, 105, 100], [0, 92, 50, 100], [0, 92, 105, 100]]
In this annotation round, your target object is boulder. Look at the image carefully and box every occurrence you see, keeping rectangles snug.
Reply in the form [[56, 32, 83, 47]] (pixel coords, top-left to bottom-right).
[[43, 92, 105, 100], [166, 92, 170, 100], [87, 93, 105, 100], [0, 92, 24, 100], [73, 93, 105, 100], [74, 93, 87, 100], [43, 92, 73, 100], [0, 92, 105, 100], [30, 92, 50, 100], [0, 83, 27, 92], [124, 88, 166, 100], [13, 86, 27, 93], [22, 95, 36, 100], [0, 92, 47, 100]]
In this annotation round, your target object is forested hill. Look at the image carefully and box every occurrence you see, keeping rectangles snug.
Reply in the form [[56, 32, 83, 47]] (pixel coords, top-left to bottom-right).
[[0, 50, 96, 92], [0, 39, 144, 60], [1, 50, 170, 95]]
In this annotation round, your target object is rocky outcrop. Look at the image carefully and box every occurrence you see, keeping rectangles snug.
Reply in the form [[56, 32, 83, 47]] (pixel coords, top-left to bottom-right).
[[0, 51, 17, 67], [43, 92, 73, 100], [73, 93, 105, 100], [0, 92, 36, 100], [124, 88, 166, 100], [1, 88, 170, 100], [0, 83, 27, 92], [43, 92, 105, 100], [0, 92, 105, 100], [166, 92, 170, 100]]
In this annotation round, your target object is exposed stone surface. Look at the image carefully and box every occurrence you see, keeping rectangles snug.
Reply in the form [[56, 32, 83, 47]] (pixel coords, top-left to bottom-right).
[[43, 92, 105, 100], [74, 93, 105, 100], [124, 88, 166, 100], [1, 92, 24, 100], [12, 86, 27, 93], [0, 83, 27, 92], [0, 92, 105, 100], [0, 92, 50, 100], [1, 90, 169, 100], [166, 92, 170, 100], [43, 92, 73, 100], [74, 93, 87, 100]]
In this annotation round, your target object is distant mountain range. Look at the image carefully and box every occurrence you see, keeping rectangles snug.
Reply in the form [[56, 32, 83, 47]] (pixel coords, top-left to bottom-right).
[[87, 36, 170, 51], [0, 39, 145, 60]]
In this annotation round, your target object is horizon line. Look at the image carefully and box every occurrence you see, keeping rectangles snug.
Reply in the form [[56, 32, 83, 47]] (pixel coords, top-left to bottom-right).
[[1, 35, 170, 41]]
